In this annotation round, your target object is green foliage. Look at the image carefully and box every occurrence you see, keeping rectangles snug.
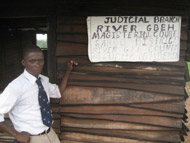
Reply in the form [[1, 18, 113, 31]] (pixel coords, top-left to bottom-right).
[[188, 62, 190, 77], [37, 40, 47, 49]]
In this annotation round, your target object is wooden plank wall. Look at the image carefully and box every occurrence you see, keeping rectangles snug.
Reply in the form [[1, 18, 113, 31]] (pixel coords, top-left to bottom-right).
[[0, 0, 188, 143], [56, 15, 189, 143], [0, 30, 23, 91]]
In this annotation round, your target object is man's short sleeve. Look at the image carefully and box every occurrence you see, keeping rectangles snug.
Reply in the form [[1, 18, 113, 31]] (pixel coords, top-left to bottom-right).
[[49, 83, 61, 98], [0, 114, 5, 122], [0, 84, 18, 122]]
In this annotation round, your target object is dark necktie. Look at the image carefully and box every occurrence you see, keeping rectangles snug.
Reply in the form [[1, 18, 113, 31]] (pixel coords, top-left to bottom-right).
[[36, 77, 52, 127]]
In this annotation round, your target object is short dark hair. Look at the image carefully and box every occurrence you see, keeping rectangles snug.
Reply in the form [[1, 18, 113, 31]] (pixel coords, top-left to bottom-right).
[[23, 45, 42, 59]]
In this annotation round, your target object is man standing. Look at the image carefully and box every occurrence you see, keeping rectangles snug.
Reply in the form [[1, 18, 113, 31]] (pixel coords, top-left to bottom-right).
[[0, 45, 78, 143]]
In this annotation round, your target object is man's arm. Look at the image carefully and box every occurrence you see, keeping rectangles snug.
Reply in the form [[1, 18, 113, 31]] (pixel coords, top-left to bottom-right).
[[59, 60, 78, 95], [0, 121, 30, 143]]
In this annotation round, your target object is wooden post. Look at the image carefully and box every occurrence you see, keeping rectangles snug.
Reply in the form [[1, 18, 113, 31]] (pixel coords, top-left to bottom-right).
[[47, 15, 57, 83]]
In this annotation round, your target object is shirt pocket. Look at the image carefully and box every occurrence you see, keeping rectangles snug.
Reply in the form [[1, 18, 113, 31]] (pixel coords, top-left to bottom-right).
[[18, 89, 39, 106]]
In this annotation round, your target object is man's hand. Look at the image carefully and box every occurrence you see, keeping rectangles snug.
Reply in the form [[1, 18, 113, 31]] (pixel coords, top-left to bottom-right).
[[66, 60, 78, 72], [0, 122, 30, 143], [16, 132, 30, 143]]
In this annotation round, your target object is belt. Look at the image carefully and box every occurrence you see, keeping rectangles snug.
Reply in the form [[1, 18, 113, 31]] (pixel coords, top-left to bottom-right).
[[36, 128, 51, 136]]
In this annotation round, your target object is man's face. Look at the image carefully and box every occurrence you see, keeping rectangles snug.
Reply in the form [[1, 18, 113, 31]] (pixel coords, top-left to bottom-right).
[[22, 49, 44, 77]]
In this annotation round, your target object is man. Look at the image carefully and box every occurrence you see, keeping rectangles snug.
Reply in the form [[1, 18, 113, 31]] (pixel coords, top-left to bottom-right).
[[0, 45, 78, 143]]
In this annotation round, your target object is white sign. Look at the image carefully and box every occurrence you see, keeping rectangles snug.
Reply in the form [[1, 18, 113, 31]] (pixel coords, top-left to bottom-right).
[[87, 16, 181, 62]]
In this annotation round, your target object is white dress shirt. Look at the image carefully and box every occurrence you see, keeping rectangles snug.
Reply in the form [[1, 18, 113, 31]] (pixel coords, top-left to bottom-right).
[[0, 69, 61, 135]]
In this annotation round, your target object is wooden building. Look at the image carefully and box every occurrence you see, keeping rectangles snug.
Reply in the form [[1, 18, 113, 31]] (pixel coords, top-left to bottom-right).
[[0, 0, 190, 143]]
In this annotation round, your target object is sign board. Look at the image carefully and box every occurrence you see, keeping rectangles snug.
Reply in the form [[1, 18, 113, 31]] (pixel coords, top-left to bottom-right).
[[87, 16, 181, 62]]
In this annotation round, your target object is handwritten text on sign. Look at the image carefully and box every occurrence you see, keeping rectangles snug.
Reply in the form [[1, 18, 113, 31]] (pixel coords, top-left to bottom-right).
[[87, 16, 181, 62]]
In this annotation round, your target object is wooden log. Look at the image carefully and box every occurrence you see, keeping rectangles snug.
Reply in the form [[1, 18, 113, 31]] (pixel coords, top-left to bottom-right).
[[180, 40, 188, 50], [58, 73, 185, 86], [48, 15, 57, 83], [62, 127, 181, 143], [61, 105, 183, 118], [0, 132, 15, 143], [67, 81, 184, 96], [0, 133, 14, 139], [71, 66, 185, 77], [51, 106, 60, 113], [0, 139, 14, 143], [53, 128, 61, 134], [60, 86, 184, 105], [57, 16, 86, 25], [52, 113, 61, 119], [57, 34, 88, 44], [57, 56, 186, 74], [181, 17, 188, 30], [60, 132, 175, 143], [59, 72, 185, 86], [62, 113, 182, 128], [180, 50, 186, 57], [50, 98, 60, 104], [52, 119, 61, 128], [130, 101, 185, 113], [56, 42, 87, 56], [61, 117, 179, 131], [57, 4, 186, 15], [57, 56, 186, 70], [58, 70, 185, 82], [61, 140, 91, 143], [56, 25, 87, 33], [57, 58, 186, 87], [180, 31, 188, 40]]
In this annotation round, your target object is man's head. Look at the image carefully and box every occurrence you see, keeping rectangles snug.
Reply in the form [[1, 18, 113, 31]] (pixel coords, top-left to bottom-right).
[[22, 45, 44, 77]]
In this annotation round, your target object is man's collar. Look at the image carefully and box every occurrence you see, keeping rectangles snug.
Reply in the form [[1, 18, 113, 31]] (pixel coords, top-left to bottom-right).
[[23, 69, 42, 84]]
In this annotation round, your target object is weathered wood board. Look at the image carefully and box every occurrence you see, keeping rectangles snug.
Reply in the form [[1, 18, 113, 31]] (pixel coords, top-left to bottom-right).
[[61, 127, 181, 143], [61, 105, 183, 117], [60, 132, 179, 143], [61, 117, 180, 131], [60, 86, 184, 105]]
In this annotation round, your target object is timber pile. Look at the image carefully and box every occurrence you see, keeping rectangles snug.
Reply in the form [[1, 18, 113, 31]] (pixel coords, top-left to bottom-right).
[[56, 16, 189, 143]]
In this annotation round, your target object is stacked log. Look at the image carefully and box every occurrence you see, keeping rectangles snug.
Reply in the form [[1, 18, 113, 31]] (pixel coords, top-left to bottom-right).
[[0, 114, 15, 143], [56, 16, 189, 143]]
